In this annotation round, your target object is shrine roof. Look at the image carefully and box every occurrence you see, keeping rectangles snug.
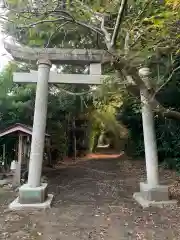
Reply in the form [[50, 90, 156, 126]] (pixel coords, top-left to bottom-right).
[[0, 123, 50, 138]]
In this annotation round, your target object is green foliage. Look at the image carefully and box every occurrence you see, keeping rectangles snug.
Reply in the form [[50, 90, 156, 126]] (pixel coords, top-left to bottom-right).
[[2, 0, 180, 168], [119, 94, 180, 161], [4, 0, 103, 50], [118, 58, 180, 172], [0, 62, 126, 159], [0, 63, 95, 160], [166, 0, 180, 9], [89, 79, 128, 151], [5, 0, 179, 63]]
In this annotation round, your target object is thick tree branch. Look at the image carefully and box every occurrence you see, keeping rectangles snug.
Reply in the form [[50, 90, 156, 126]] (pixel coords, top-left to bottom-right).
[[150, 98, 180, 120], [17, 15, 104, 36], [100, 16, 111, 49], [4, 0, 180, 122], [113, 59, 146, 88], [153, 65, 180, 97], [160, 109, 180, 120], [110, 0, 128, 48], [45, 21, 69, 48], [124, 32, 130, 55], [114, 59, 180, 121]]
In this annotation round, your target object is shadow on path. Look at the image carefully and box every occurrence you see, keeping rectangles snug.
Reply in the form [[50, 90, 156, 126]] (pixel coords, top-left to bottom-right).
[[0, 154, 180, 239]]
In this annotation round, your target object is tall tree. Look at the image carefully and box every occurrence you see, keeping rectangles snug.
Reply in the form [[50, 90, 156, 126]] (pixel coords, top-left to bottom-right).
[[2, 0, 180, 120]]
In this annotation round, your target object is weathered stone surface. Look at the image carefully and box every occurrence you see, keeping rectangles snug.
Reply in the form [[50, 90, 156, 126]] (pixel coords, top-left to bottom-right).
[[133, 182, 177, 208], [13, 71, 106, 85], [9, 194, 53, 210], [4, 42, 111, 64], [133, 192, 177, 208], [19, 183, 48, 204], [140, 182, 169, 201]]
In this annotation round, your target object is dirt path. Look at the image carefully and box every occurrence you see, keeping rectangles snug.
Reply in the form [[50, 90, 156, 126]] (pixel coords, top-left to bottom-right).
[[0, 155, 180, 239]]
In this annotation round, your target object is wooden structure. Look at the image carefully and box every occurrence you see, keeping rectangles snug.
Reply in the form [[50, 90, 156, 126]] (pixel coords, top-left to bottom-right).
[[0, 123, 50, 184], [68, 115, 89, 159]]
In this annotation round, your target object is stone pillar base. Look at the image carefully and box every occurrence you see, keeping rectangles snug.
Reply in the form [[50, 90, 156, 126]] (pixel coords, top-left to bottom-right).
[[133, 182, 177, 208], [19, 183, 48, 204], [9, 183, 53, 210]]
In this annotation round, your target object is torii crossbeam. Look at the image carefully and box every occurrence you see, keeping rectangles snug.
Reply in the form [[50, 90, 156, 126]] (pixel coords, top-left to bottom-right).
[[4, 42, 111, 64], [14, 67, 105, 85]]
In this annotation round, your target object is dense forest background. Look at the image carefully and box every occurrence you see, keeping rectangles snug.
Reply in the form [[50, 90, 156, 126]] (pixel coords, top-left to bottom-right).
[[0, 0, 180, 170]]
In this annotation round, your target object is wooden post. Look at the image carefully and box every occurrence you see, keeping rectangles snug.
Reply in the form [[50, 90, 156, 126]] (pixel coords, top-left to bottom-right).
[[17, 134, 23, 185], [2, 144, 5, 170]]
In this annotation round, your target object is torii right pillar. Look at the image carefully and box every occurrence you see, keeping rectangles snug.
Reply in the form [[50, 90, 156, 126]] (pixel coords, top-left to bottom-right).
[[133, 67, 177, 208]]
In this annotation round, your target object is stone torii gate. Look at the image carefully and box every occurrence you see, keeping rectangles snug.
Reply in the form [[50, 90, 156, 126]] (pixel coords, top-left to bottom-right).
[[5, 42, 176, 210], [6, 43, 110, 210]]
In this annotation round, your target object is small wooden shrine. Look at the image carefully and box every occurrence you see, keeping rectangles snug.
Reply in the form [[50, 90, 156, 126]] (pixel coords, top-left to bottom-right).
[[0, 123, 51, 172]]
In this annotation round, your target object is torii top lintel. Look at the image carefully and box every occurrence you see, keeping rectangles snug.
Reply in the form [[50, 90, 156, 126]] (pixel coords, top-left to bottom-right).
[[4, 42, 112, 65]]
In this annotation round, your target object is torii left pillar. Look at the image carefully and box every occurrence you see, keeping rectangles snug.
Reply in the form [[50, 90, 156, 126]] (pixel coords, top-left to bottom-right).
[[9, 59, 53, 210]]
